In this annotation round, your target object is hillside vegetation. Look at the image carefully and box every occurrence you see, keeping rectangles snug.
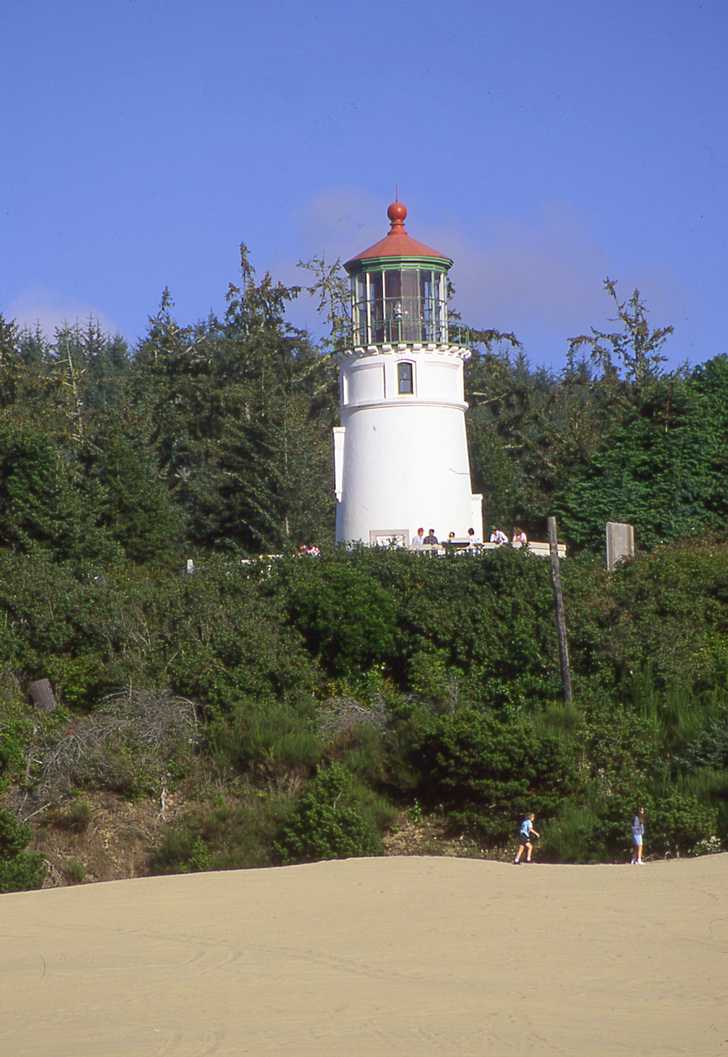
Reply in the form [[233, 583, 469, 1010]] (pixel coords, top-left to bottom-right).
[[1, 258, 727, 888]]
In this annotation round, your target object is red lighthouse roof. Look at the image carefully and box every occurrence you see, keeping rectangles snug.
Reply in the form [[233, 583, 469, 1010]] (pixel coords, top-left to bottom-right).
[[344, 201, 452, 272]]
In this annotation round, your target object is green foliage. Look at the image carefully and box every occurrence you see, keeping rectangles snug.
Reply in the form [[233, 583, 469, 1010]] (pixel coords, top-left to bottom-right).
[[207, 697, 322, 779], [45, 654, 108, 710], [568, 279, 672, 393], [133, 258, 335, 553], [649, 793, 719, 857], [276, 545, 562, 707], [540, 803, 604, 863], [64, 858, 86, 883], [555, 379, 726, 551], [276, 551, 398, 678], [83, 420, 185, 564], [150, 792, 292, 874], [0, 423, 120, 564], [0, 688, 33, 789], [275, 762, 391, 864], [0, 807, 31, 857], [0, 850, 46, 893], [0, 808, 46, 893], [410, 707, 580, 842]]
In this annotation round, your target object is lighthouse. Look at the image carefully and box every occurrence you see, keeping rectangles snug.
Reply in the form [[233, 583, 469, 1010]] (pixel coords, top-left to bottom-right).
[[334, 201, 483, 546]]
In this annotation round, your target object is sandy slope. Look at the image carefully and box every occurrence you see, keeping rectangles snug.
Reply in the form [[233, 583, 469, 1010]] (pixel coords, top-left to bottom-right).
[[1, 855, 727, 1057]]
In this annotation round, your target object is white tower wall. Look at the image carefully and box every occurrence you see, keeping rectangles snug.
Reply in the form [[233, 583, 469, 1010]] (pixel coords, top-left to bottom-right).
[[335, 346, 483, 545]]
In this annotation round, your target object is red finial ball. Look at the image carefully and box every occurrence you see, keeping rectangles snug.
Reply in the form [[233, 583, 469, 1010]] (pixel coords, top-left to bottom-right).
[[387, 201, 407, 225]]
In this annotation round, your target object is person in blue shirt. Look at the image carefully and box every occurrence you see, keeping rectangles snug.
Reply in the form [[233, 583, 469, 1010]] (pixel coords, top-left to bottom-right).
[[631, 806, 646, 864], [514, 813, 540, 864]]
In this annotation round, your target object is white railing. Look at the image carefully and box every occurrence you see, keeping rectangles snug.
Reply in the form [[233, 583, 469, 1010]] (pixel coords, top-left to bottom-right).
[[413, 541, 567, 559]]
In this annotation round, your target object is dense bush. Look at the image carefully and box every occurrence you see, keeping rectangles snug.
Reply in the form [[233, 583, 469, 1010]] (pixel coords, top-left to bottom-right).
[[649, 792, 720, 857], [540, 803, 604, 863], [150, 793, 292, 874], [2, 538, 728, 878], [0, 808, 46, 893], [0, 851, 46, 893], [206, 696, 322, 779], [275, 552, 398, 678], [410, 707, 580, 842], [274, 762, 393, 864]]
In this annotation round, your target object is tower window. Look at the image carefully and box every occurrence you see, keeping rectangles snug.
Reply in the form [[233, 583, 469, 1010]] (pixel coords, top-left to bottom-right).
[[397, 361, 414, 395]]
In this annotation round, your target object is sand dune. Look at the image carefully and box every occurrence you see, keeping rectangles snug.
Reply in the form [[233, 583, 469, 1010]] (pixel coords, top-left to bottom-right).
[[1, 854, 727, 1056]]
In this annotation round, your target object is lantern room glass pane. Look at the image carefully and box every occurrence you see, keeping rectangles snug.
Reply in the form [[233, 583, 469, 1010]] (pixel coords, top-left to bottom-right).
[[385, 271, 402, 298], [354, 274, 367, 344], [368, 272, 384, 344], [420, 270, 434, 341], [384, 271, 402, 340], [401, 270, 418, 300], [400, 270, 420, 340]]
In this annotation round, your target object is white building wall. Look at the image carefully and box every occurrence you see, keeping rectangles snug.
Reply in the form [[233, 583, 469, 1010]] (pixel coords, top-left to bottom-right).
[[334, 346, 482, 545]]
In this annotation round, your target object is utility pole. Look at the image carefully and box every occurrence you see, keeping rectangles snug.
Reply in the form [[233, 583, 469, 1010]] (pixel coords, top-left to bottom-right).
[[547, 516, 573, 705]]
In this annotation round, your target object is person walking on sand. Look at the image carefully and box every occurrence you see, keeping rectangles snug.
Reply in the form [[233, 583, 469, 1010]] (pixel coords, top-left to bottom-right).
[[631, 806, 646, 864], [514, 813, 540, 863]]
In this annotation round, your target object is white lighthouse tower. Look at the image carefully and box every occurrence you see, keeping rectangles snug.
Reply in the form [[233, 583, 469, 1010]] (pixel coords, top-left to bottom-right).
[[334, 201, 482, 546]]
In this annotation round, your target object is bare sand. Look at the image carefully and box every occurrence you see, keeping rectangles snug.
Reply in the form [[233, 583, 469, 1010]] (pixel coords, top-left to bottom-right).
[[1, 854, 727, 1057]]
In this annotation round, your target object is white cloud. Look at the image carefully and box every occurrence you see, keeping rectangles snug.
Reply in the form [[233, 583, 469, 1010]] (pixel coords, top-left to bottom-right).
[[294, 187, 386, 264], [273, 191, 688, 364], [421, 203, 687, 356], [5, 288, 120, 338]]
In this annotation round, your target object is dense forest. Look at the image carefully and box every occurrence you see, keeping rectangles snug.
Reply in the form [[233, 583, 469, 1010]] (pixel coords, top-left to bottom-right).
[[1, 250, 727, 890]]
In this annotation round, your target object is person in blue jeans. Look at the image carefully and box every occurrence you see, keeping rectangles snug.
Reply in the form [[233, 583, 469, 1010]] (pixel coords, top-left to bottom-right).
[[514, 813, 540, 863], [631, 806, 646, 864]]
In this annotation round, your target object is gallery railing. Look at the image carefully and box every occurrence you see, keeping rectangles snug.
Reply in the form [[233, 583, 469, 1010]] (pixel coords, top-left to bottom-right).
[[344, 297, 474, 347]]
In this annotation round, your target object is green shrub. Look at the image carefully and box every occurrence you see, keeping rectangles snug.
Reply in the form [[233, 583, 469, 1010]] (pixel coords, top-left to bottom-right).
[[207, 697, 322, 778], [64, 858, 86, 884], [541, 802, 605, 863], [649, 792, 719, 857], [0, 807, 31, 857], [0, 714, 30, 790], [276, 554, 398, 677], [0, 850, 46, 893], [407, 649, 459, 708], [44, 653, 109, 710], [150, 792, 292, 875], [0, 808, 46, 893], [410, 708, 580, 843], [55, 798, 92, 834], [275, 762, 391, 864], [334, 722, 390, 787]]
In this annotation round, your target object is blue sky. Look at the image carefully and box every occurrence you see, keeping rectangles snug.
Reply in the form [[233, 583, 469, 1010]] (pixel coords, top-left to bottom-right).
[[1, 0, 726, 370]]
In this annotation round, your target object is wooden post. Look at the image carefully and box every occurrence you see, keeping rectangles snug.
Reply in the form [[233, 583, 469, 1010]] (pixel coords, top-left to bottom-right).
[[547, 516, 573, 705]]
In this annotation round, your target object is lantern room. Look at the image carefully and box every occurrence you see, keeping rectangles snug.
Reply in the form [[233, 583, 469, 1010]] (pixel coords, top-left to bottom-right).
[[344, 202, 453, 347]]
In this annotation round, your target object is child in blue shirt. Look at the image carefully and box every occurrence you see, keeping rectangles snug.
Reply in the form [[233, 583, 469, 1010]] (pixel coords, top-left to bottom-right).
[[514, 813, 540, 864]]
